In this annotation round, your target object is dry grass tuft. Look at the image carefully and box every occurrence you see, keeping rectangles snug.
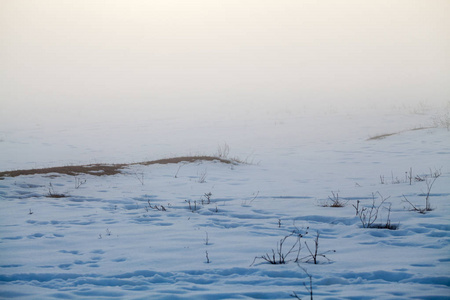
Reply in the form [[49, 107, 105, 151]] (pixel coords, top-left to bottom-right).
[[0, 164, 126, 178], [367, 126, 434, 141], [0, 156, 234, 178], [367, 133, 397, 140]]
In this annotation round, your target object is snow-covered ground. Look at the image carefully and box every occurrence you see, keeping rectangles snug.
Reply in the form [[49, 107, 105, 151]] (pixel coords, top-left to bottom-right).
[[1, 104, 449, 299]]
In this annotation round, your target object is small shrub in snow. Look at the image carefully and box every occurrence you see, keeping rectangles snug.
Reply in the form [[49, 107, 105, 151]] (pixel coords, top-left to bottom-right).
[[403, 172, 440, 213], [216, 143, 230, 159], [369, 203, 397, 230], [379, 172, 404, 185], [357, 192, 396, 229], [415, 175, 426, 182], [321, 191, 347, 207], [357, 192, 386, 228], [380, 167, 440, 186], [251, 234, 301, 265], [385, 171, 403, 184], [46, 183, 66, 198], [216, 142, 255, 165], [185, 193, 215, 213], [146, 199, 167, 212], [251, 226, 309, 266], [413, 168, 440, 183], [429, 168, 442, 179], [185, 199, 198, 212], [201, 192, 212, 205]]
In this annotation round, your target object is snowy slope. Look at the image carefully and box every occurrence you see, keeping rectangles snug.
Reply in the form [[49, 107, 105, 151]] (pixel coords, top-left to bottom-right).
[[1, 107, 449, 299]]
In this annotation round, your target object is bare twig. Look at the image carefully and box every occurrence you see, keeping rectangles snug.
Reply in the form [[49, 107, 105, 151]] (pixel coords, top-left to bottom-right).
[[204, 232, 209, 245], [174, 163, 186, 178], [425, 176, 439, 211], [198, 169, 207, 183], [352, 200, 361, 216], [291, 266, 313, 300], [242, 191, 260, 206], [134, 172, 144, 185], [250, 191, 259, 204], [74, 177, 86, 189], [301, 232, 335, 264]]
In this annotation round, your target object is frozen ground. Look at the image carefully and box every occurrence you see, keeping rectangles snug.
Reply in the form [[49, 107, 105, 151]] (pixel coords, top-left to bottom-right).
[[0, 104, 449, 299]]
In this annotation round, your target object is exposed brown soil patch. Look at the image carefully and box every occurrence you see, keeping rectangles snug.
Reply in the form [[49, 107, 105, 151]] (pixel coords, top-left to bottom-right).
[[0, 156, 233, 178]]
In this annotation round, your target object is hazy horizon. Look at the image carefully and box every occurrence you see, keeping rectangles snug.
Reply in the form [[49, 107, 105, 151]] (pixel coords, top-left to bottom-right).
[[1, 0, 449, 128]]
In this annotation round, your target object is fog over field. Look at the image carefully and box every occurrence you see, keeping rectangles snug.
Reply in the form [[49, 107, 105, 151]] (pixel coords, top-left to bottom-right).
[[1, 0, 449, 129]]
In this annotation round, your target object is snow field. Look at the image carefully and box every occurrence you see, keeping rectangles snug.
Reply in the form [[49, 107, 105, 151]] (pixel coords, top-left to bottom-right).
[[1, 109, 449, 299]]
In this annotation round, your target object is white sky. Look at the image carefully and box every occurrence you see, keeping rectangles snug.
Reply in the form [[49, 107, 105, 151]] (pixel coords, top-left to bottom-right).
[[1, 0, 449, 126]]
